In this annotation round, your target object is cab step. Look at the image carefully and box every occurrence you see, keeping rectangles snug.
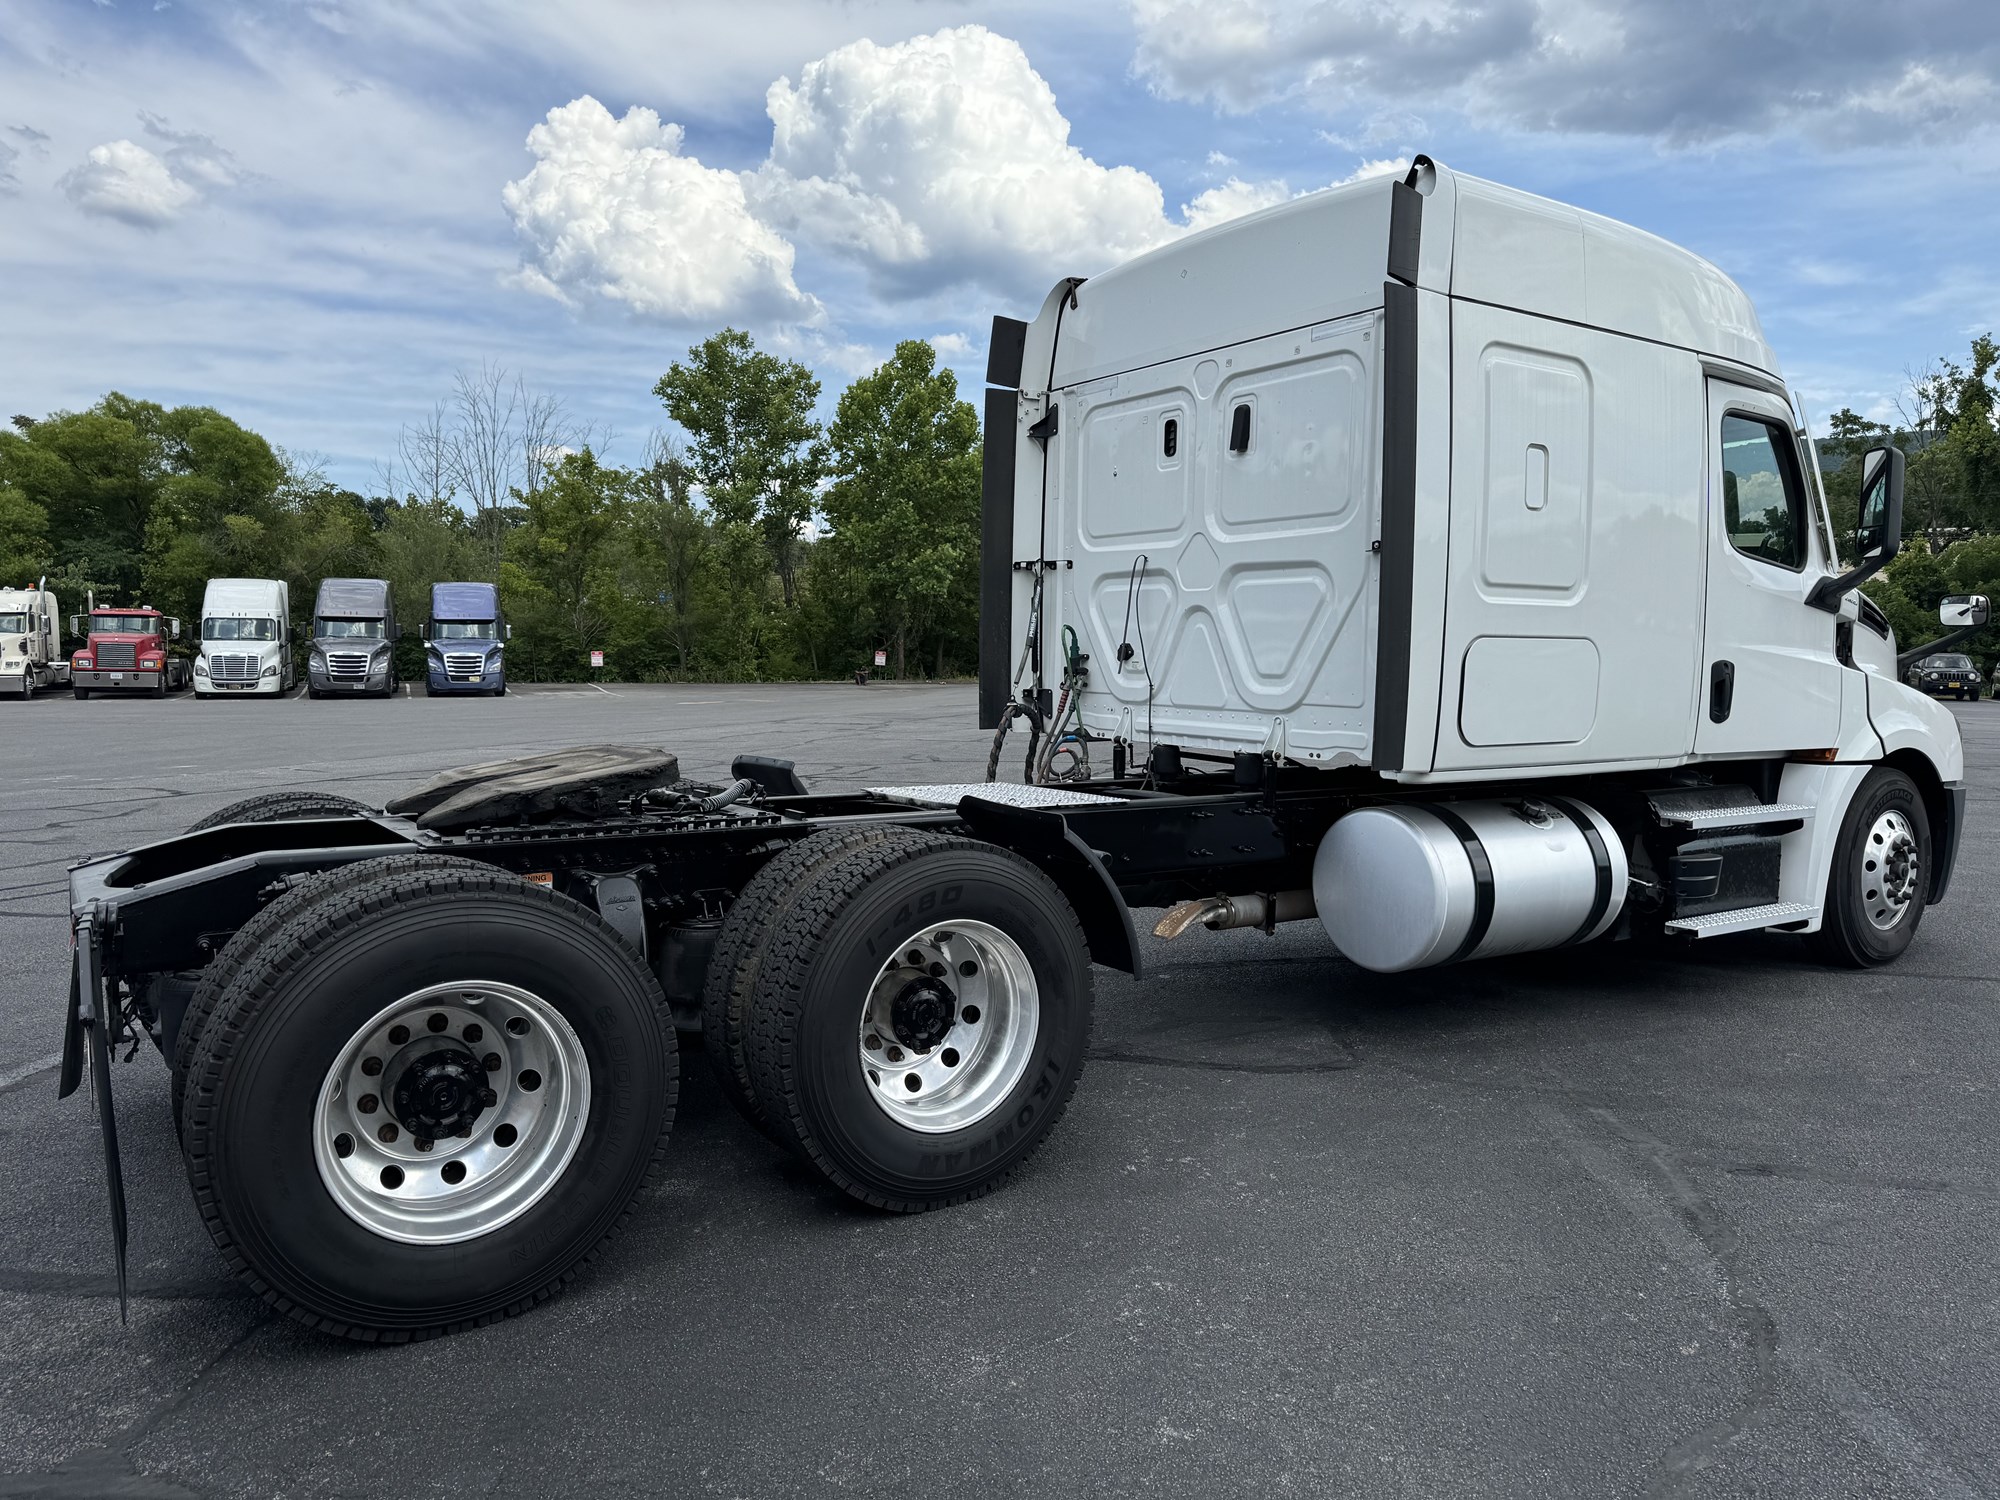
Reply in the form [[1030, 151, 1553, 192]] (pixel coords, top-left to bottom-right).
[[1664, 901, 1815, 938], [1655, 802, 1814, 832]]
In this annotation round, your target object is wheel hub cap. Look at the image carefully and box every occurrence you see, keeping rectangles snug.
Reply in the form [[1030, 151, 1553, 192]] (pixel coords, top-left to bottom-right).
[[392, 1049, 491, 1139], [890, 977, 957, 1052]]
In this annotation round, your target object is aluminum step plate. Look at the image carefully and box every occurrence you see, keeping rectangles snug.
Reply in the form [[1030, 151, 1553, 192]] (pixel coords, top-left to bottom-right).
[[1665, 901, 1816, 937], [870, 783, 1121, 810], [1657, 802, 1815, 831]]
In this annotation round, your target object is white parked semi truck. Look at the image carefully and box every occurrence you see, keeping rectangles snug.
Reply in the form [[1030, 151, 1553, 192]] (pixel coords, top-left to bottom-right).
[[57, 159, 1976, 1342], [0, 582, 68, 699], [194, 577, 294, 697]]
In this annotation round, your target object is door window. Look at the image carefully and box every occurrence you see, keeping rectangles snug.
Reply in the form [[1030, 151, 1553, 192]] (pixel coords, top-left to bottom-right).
[[1720, 414, 1807, 570]]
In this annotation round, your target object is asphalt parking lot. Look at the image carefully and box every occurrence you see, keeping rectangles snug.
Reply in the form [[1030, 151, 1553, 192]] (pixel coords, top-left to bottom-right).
[[1, 682, 1996, 1498]]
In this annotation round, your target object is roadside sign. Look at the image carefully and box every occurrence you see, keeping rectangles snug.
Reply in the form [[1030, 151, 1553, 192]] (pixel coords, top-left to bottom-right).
[[873, 649, 886, 667], [590, 650, 604, 669]]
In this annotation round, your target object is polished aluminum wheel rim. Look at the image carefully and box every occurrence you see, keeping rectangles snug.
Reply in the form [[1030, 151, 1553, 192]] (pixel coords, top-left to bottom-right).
[[313, 981, 590, 1244], [857, 919, 1038, 1134], [1860, 809, 1921, 932]]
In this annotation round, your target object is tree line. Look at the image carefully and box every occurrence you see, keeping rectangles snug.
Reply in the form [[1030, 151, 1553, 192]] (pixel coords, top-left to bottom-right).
[[0, 330, 982, 684], [4, 329, 1998, 684]]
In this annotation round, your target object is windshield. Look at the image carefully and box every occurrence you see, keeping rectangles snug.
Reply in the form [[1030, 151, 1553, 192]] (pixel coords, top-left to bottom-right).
[[203, 617, 277, 642], [317, 617, 385, 640], [433, 620, 497, 640], [93, 615, 158, 635], [0, 613, 26, 634], [1924, 655, 1973, 670]]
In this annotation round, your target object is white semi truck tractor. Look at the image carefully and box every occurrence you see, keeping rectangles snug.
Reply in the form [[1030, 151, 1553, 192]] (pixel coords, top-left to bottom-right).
[[0, 582, 68, 699], [55, 158, 1977, 1342], [193, 577, 294, 697]]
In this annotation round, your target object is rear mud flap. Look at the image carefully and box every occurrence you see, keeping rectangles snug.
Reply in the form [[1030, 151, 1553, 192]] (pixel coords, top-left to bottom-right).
[[56, 910, 128, 1321]]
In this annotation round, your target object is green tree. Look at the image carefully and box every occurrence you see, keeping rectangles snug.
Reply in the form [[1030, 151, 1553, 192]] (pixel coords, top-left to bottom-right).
[[0, 484, 51, 584], [653, 328, 826, 610], [501, 450, 628, 679], [817, 340, 982, 678]]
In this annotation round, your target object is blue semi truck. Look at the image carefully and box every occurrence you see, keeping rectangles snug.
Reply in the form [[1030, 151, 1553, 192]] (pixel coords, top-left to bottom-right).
[[424, 581, 508, 696]]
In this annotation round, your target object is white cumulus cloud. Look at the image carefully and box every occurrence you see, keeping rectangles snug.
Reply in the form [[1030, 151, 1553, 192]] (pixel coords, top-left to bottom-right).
[[500, 96, 820, 325], [503, 25, 1316, 328], [60, 139, 199, 226]]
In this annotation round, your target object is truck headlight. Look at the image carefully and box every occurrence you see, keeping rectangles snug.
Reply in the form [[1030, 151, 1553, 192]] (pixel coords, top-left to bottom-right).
[[76, 656, 93, 669], [141, 656, 162, 669], [194, 659, 207, 676], [261, 663, 278, 678]]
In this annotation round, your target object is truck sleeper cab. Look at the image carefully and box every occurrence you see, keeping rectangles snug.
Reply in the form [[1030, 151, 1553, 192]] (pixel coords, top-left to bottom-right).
[[308, 577, 399, 698], [53, 158, 1977, 1346], [425, 581, 507, 696], [195, 578, 293, 697], [0, 585, 68, 699]]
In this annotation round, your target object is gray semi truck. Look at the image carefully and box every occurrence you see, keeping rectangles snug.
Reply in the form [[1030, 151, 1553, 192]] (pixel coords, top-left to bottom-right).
[[307, 578, 399, 699]]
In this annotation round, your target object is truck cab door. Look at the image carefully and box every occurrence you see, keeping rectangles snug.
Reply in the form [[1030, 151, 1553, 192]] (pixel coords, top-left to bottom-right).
[[1694, 379, 1845, 755]]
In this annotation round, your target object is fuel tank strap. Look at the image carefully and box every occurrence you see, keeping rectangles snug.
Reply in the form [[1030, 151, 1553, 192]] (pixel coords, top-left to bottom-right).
[[1542, 796, 1615, 946], [1424, 804, 1494, 965]]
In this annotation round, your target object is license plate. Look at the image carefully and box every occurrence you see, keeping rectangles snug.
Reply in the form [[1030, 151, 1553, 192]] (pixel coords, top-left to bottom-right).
[[109, 673, 123, 681]]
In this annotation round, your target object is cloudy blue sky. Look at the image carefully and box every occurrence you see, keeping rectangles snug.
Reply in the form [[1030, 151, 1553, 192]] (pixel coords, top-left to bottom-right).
[[3, 0, 1999, 489]]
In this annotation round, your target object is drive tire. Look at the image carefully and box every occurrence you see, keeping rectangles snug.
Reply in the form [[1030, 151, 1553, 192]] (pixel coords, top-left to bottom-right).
[[701, 826, 915, 1142], [171, 853, 484, 1134], [73, 687, 89, 700], [743, 834, 1093, 1211], [186, 790, 375, 834], [182, 863, 677, 1341], [1811, 767, 1931, 969]]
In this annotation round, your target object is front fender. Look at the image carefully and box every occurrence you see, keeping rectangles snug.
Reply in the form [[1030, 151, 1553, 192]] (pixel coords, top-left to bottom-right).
[[1867, 674, 1964, 782]]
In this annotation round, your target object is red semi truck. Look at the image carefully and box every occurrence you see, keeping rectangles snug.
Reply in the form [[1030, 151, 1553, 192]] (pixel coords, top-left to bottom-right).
[[70, 601, 191, 699]]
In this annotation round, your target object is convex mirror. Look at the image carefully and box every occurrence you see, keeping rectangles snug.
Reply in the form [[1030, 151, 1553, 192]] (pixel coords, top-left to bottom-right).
[[1940, 594, 1990, 628]]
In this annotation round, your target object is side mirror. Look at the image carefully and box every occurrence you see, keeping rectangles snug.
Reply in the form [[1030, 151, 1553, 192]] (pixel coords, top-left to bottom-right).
[[169, 619, 181, 640], [68, 615, 81, 635], [1941, 594, 1990, 628], [1809, 444, 1905, 612], [505, 624, 513, 641]]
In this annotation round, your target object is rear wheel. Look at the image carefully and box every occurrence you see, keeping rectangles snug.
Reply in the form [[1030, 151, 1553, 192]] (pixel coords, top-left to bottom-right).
[[743, 834, 1093, 1210], [182, 864, 676, 1340], [1811, 767, 1931, 968]]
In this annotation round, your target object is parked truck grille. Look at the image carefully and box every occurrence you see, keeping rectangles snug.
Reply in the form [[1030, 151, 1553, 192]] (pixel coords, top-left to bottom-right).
[[444, 653, 485, 681], [327, 652, 371, 681], [210, 653, 260, 682], [95, 642, 138, 669]]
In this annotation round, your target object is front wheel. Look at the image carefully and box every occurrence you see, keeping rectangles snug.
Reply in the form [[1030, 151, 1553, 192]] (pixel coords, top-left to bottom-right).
[[743, 834, 1093, 1211], [1811, 767, 1931, 968], [182, 864, 676, 1339], [73, 687, 89, 700]]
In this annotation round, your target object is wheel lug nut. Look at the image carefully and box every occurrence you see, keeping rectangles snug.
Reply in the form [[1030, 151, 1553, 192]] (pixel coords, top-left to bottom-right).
[[885, 1045, 904, 1062], [378, 1123, 399, 1143], [358, 1094, 378, 1115], [483, 1052, 502, 1072], [360, 1056, 383, 1076], [928, 962, 947, 978], [478, 1088, 497, 1107], [906, 950, 925, 966], [463, 1023, 483, 1043], [388, 1025, 410, 1045], [414, 1137, 434, 1152], [864, 1033, 882, 1051], [427, 1013, 449, 1033]]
